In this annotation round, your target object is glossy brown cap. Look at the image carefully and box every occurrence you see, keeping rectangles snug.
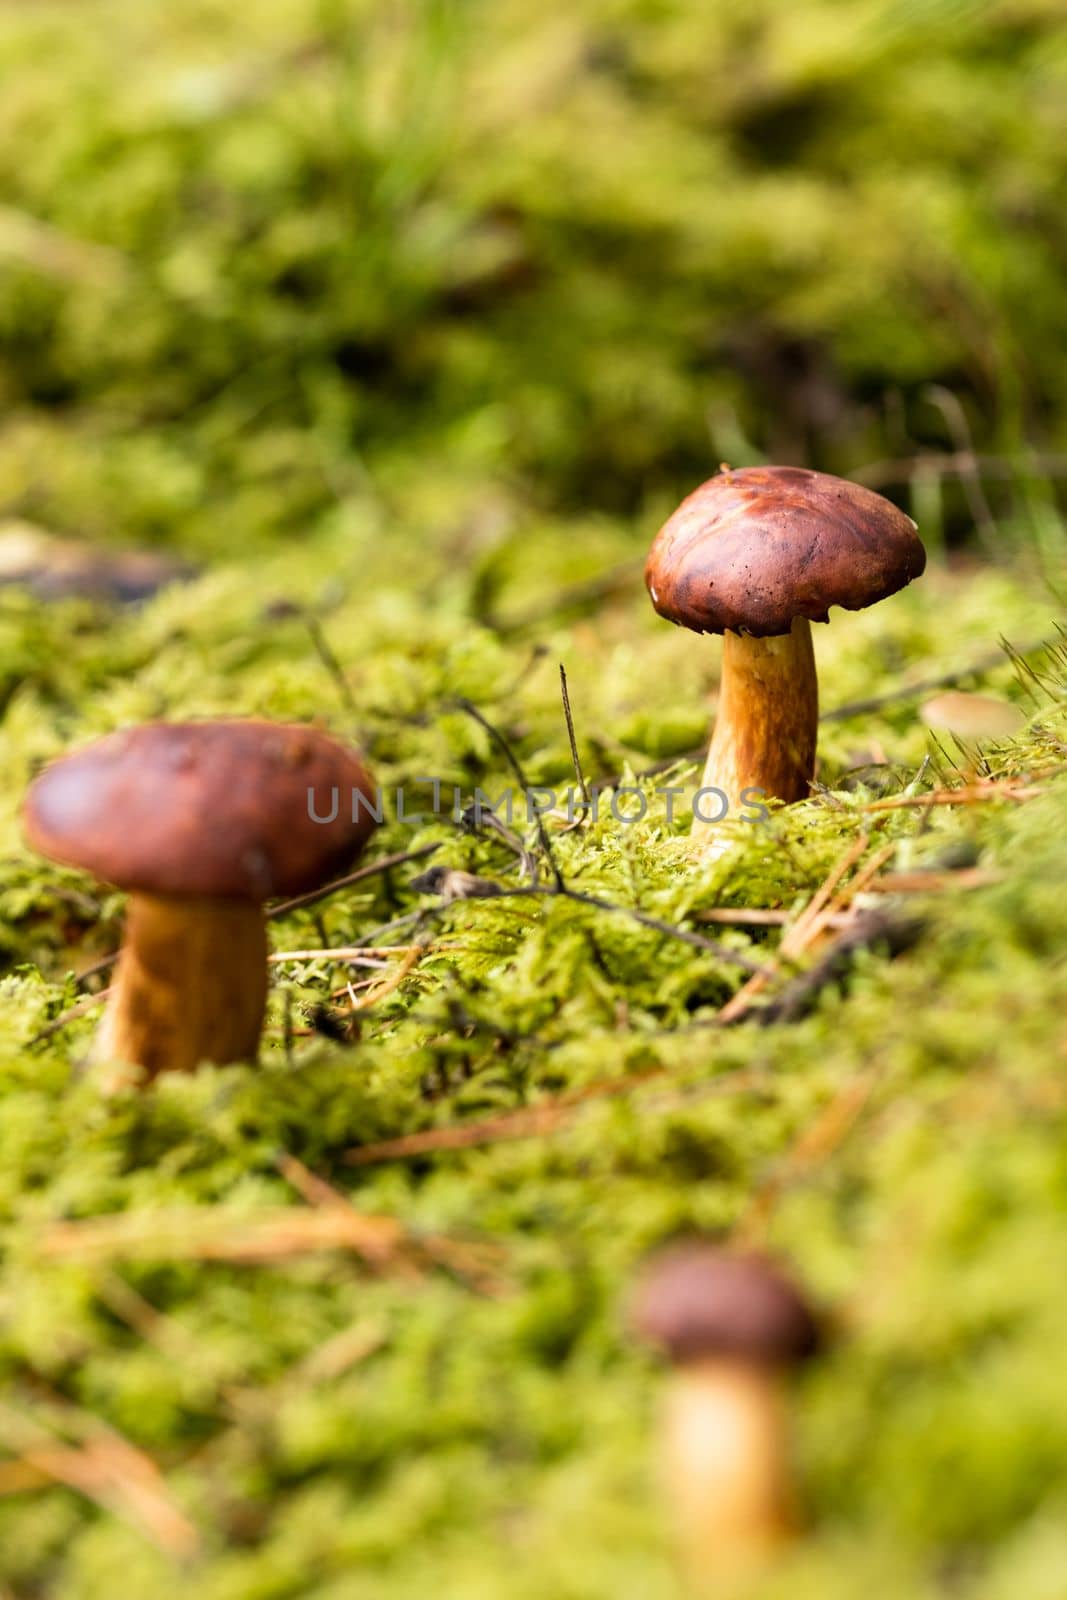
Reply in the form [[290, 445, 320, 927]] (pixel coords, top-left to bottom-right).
[[24, 721, 379, 900], [629, 1242, 821, 1368], [646, 465, 925, 638]]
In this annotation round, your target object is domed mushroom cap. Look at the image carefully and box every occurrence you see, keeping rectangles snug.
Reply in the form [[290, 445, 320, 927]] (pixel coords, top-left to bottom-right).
[[24, 721, 379, 900], [629, 1243, 821, 1368], [920, 691, 1024, 740], [646, 465, 925, 638]]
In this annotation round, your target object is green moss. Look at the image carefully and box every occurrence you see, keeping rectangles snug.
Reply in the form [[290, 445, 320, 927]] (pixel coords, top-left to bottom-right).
[[2, 1, 1067, 558], [0, 509, 1061, 1596]]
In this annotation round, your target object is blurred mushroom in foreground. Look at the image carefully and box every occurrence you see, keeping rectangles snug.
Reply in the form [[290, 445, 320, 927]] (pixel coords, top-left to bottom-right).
[[629, 1241, 821, 1584], [0, 519, 196, 603], [645, 466, 925, 841], [24, 721, 378, 1079], [920, 690, 1024, 743]]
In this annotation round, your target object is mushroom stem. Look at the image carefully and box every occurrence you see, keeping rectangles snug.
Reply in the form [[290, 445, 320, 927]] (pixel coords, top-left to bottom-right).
[[94, 894, 267, 1078], [696, 615, 817, 835], [661, 1357, 796, 1577]]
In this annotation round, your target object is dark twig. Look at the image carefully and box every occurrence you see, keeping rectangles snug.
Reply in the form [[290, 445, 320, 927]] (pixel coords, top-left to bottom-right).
[[559, 663, 590, 809], [408, 876, 769, 973], [268, 844, 439, 919], [455, 698, 566, 890], [552, 887, 768, 971], [345, 1063, 769, 1166], [71, 952, 118, 986], [459, 804, 538, 884], [302, 609, 361, 725], [29, 991, 110, 1046], [742, 909, 925, 1026]]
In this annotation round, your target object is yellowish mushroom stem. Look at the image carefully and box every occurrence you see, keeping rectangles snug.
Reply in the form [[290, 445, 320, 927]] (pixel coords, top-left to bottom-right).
[[94, 893, 267, 1079], [661, 1357, 797, 1582], [695, 615, 818, 839]]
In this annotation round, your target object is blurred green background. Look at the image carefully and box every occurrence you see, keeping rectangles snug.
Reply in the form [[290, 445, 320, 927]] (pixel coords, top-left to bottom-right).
[[2, 0, 1066, 561]]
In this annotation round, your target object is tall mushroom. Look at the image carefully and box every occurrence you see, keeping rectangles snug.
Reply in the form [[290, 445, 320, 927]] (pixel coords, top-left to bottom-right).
[[646, 466, 926, 838], [629, 1242, 821, 1580], [24, 721, 378, 1078]]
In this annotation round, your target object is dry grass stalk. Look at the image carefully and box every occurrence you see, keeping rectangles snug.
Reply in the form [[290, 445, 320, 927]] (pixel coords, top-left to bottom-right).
[[736, 1071, 880, 1245], [862, 778, 1046, 811], [268, 944, 423, 964], [717, 834, 873, 1024], [0, 1401, 198, 1556], [39, 1201, 502, 1290]]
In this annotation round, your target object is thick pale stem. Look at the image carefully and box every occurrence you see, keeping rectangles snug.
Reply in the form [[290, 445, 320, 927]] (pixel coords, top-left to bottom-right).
[[695, 616, 818, 838], [662, 1359, 796, 1582], [95, 893, 267, 1079]]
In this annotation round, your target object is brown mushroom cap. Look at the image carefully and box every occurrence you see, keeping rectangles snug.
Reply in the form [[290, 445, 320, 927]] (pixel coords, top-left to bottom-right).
[[24, 721, 379, 901], [646, 465, 926, 638], [629, 1243, 821, 1368]]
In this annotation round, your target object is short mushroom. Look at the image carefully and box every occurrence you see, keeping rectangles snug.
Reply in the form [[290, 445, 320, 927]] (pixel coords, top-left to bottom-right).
[[629, 1241, 821, 1578], [24, 721, 378, 1078], [646, 466, 926, 838], [920, 690, 1024, 742]]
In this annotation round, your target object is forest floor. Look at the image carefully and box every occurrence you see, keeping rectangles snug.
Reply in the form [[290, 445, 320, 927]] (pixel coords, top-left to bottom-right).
[[0, 516, 1064, 1600]]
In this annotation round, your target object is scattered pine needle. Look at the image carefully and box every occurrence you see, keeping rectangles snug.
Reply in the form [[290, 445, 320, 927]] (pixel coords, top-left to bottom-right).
[[39, 1203, 503, 1290], [0, 1401, 198, 1557], [696, 907, 853, 928], [865, 868, 1003, 893], [30, 990, 110, 1044], [862, 778, 1046, 811], [717, 833, 872, 1024], [346, 946, 421, 1012], [346, 1070, 666, 1165], [346, 1064, 774, 1166], [735, 1071, 880, 1246], [268, 944, 422, 964]]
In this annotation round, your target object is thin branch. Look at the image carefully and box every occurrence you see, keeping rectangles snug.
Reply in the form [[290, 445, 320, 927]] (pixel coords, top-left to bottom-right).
[[38, 1203, 502, 1289], [747, 909, 924, 1028], [0, 1401, 197, 1557], [458, 805, 538, 883], [862, 778, 1047, 812], [414, 874, 771, 973], [29, 990, 109, 1045], [559, 662, 590, 808], [269, 842, 438, 918], [554, 886, 769, 972], [345, 1066, 773, 1167], [346, 947, 421, 1012], [697, 907, 851, 927], [267, 944, 422, 965], [301, 609, 362, 724], [734, 1069, 882, 1246], [717, 834, 872, 1022], [455, 697, 566, 890]]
